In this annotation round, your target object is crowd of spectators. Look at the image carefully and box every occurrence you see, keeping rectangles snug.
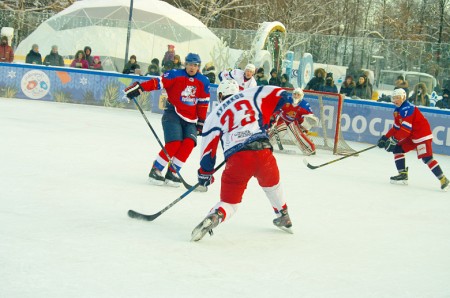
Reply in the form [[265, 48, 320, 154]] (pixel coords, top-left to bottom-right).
[[1, 38, 449, 109]]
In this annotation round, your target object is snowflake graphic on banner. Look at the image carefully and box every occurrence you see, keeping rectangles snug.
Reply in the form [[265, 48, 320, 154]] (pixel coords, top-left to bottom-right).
[[7, 71, 16, 78], [80, 77, 88, 85]]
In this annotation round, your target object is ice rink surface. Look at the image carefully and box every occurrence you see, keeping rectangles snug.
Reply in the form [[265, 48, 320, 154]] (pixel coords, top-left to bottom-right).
[[1, 98, 449, 298]]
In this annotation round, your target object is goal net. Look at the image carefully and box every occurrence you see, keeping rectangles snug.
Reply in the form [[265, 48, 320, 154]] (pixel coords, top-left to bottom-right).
[[273, 90, 356, 155]]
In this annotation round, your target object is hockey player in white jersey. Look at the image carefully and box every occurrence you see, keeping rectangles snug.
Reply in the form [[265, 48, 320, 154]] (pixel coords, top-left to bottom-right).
[[191, 79, 294, 241], [218, 63, 257, 91]]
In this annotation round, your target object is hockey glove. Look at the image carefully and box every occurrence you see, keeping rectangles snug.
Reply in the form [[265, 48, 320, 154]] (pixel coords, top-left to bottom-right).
[[196, 119, 204, 136], [384, 137, 398, 152], [124, 82, 144, 101], [198, 168, 214, 187], [377, 135, 388, 148]]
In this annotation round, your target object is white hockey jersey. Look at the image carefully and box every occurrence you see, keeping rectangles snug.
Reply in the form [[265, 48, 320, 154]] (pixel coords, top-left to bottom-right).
[[199, 86, 289, 172], [218, 69, 257, 91]]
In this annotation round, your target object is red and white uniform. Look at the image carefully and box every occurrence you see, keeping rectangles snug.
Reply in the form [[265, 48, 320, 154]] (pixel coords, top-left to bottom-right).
[[140, 68, 210, 123], [218, 69, 257, 91], [385, 100, 433, 157], [199, 86, 289, 214]]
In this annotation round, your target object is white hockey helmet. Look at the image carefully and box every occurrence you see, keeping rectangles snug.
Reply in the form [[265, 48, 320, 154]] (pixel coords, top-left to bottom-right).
[[292, 87, 304, 104], [391, 88, 406, 101], [217, 79, 239, 102], [244, 63, 256, 73]]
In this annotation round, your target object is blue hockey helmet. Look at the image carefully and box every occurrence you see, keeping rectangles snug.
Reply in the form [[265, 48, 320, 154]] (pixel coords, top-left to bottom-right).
[[185, 53, 201, 65]]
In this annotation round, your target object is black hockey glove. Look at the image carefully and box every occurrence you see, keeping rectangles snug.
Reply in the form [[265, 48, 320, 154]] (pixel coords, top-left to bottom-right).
[[198, 168, 214, 187], [124, 82, 143, 101], [196, 119, 204, 135], [384, 137, 398, 152], [377, 135, 388, 148]]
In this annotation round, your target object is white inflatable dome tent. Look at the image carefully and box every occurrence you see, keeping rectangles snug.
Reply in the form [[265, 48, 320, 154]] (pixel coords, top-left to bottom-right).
[[15, 0, 220, 72]]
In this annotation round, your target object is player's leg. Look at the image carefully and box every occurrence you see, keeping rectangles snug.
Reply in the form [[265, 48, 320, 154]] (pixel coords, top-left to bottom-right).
[[254, 149, 292, 233], [191, 152, 254, 241], [418, 140, 449, 191], [287, 121, 316, 155], [390, 142, 409, 185], [149, 109, 183, 186]]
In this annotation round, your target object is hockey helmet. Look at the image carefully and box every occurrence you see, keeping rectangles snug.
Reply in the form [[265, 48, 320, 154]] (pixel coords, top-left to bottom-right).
[[244, 63, 256, 73], [217, 79, 239, 102], [391, 88, 406, 101], [292, 87, 304, 104], [185, 53, 201, 65]]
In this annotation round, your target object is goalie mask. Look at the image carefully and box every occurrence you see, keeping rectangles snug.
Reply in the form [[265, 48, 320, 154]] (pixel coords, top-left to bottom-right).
[[217, 79, 239, 102], [292, 88, 304, 105]]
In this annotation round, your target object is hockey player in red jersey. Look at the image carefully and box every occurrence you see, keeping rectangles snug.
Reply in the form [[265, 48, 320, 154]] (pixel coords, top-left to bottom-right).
[[218, 63, 257, 91], [124, 53, 210, 187], [191, 80, 294, 241], [377, 88, 449, 191], [269, 87, 319, 155]]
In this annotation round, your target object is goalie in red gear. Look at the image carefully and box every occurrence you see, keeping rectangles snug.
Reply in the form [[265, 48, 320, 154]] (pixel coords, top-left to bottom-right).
[[268, 87, 319, 155]]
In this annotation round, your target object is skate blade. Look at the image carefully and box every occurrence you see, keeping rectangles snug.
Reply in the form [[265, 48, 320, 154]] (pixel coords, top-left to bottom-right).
[[191, 219, 213, 242], [390, 180, 408, 185], [148, 177, 165, 186], [442, 185, 449, 192], [275, 225, 294, 234], [164, 180, 181, 188]]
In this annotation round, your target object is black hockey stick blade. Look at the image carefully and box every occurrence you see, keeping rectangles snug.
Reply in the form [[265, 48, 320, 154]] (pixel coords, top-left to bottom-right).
[[303, 145, 377, 170], [128, 161, 226, 222], [128, 209, 162, 221]]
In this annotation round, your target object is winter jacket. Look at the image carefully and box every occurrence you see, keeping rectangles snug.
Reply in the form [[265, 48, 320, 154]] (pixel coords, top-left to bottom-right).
[[0, 44, 14, 62], [25, 50, 42, 65], [70, 58, 89, 69], [43, 52, 64, 67], [339, 81, 356, 97], [305, 68, 326, 91], [408, 83, 430, 106]]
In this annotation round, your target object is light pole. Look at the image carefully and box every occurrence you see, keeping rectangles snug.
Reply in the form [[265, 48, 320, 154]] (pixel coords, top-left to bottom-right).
[[124, 0, 134, 68]]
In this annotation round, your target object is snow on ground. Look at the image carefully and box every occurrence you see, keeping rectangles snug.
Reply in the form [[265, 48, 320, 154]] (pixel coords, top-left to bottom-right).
[[1, 98, 449, 298]]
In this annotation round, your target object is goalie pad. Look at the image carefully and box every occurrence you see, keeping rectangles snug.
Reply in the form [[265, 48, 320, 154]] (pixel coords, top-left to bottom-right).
[[301, 114, 319, 131], [287, 122, 316, 155]]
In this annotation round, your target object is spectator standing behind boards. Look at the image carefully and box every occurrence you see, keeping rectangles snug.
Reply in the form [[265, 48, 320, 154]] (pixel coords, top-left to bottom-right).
[[255, 67, 268, 86], [43, 45, 64, 67], [395, 75, 409, 96], [435, 88, 450, 109], [145, 63, 160, 76], [148, 58, 161, 75], [408, 82, 430, 106], [84, 46, 94, 68], [202, 62, 216, 84], [339, 75, 355, 97], [304, 68, 326, 91], [280, 73, 294, 88], [161, 44, 175, 70], [351, 74, 372, 99], [122, 55, 141, 75], [269, 68, 281, 86], [322, 72, 338, 93], [70, 50, 89, 69], [173, 55, 182, 69], [25, 44, 42, 65], [0, 35, 14, 63], [91, 56, 103, 70]]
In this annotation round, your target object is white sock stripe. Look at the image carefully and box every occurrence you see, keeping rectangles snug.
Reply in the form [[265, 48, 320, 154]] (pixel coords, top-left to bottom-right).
[[171, 157, 185, 169], [155, 156, 169, 168]]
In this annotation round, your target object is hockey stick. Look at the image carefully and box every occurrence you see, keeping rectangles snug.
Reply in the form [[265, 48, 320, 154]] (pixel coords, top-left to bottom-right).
[[303, 145, 377, 169], [131, 97, 199, 191], [128, 160, 226, 221]]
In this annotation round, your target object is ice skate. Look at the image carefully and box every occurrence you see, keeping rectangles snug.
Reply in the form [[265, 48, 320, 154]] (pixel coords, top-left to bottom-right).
[[191, 211, 223, 242], [390, 168, 408, 185], [273, 208, 293, 234], [148, 165, 165, 186], [164, 169, 181, 187], [440, 176, 449, 191]]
